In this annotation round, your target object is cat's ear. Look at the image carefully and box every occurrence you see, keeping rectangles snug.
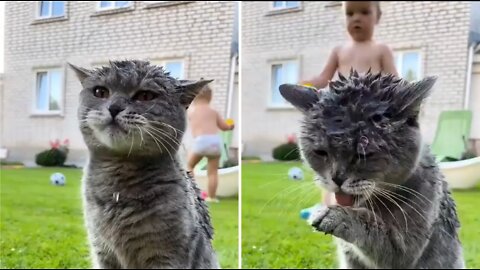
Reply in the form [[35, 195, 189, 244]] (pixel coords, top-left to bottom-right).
[[68, 63, 92, 83], [397, 76, 437, 113], [279, 84, 320, 113], [177, 79, 214, 107]]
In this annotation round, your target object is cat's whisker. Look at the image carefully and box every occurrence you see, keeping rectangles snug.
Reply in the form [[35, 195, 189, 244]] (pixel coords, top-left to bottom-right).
[[146, 127, 181, 155], [375, 185, 429, 209], [268, 183, 313, 212], [143, 128, 163, 155], [378, 188, 429, 223], [377, 182, 433, 205], [259, 183, 313, 215], [371, 190, 402, 232], [143, 103, 158, 114], [127, 129, 135, 158], [145, 127, 176, 162], [369, 192, 382, 238], [135, 125, 145, 148], [154, 122, 183, 137], [270, 182, 313, 218], [364, 191, 379, 236], [147, 129, 177, 163], [147, 120, 185, 135], [158, 137, 176, 163], [291, 184, 321, 211], [282, 147, 300, 160], [255, 176, 306, 189], [276, 185, 319, 219], [147, 126, 182, 147], [373, 187, 409, 232]]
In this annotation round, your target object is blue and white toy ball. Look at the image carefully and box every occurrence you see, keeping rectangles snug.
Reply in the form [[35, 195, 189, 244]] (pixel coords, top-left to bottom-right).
[[288, 167, 304, 181], [50, 172, 66, 186], [300, 203, 323, 220]]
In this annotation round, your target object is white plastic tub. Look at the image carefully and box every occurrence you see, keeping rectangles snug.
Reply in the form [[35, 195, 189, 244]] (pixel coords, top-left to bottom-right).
[[439, 157, 480, 189], [194, 165, 239, 197]]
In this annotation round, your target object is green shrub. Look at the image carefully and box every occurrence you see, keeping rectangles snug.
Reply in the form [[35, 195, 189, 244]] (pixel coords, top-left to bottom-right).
[[35, 149, 67, 167], [272, 142, 300, 161], [242, 156, 261, 161], [0, 161, 24, 166]]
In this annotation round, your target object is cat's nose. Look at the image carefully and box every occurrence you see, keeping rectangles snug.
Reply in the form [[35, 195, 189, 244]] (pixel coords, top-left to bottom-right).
[[108, 104, 123, 119], [332, 176, 345, 187]]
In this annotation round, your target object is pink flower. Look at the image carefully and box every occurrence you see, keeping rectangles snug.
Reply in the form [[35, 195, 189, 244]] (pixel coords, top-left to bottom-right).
[[287, 133, 297, 144], [49, 139, 61, 149]]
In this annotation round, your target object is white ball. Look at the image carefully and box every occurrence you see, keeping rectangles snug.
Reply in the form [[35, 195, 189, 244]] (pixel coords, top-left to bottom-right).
[[288, 167, 304, 181], [50, 172, 66, 186]]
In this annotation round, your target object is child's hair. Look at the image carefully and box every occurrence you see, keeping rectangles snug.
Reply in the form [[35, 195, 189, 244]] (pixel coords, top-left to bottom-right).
[[342, 1, 382, 20], [193, 85, 212, 103]]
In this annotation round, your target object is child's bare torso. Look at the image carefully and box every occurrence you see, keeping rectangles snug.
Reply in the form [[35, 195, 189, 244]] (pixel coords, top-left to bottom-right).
[[336, 41, 385, 76], [188, 104, 220, 138]]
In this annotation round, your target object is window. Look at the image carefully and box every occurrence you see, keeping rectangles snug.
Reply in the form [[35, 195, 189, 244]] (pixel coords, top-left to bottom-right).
[[270, 61, 299, 107], [98, 1, 131, 10], [152, 60, 185, 80], [164, 61, 184, 79], [35, 69, 63, 113], [272, 1, 300, 9], [38, 1, 65, 18], [395, 51, 421, 82]]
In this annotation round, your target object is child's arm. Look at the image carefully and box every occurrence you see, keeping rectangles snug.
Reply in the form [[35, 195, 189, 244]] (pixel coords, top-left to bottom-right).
[[301, 46, 339, 89], [380, 44, 399, 77], [216, 112, 234, 131]]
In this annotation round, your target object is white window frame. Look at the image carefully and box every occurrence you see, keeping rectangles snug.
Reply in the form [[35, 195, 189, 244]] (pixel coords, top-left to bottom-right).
[[394, 50, 423, 82], [32, 68, 64, 115], [96, 1, 132, 11], [271, 1, 301, 10], [36, 1, 65, 19], [152, 59, 186, 80], [267, 59, 299, 109]]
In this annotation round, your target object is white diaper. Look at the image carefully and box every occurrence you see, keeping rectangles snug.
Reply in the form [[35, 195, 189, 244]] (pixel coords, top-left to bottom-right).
[[192, 134, 222, 157]]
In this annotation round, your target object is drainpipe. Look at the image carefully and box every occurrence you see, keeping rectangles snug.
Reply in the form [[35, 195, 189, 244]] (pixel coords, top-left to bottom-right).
[[225, 52, 238, 118], [464, 43, 479, 109]]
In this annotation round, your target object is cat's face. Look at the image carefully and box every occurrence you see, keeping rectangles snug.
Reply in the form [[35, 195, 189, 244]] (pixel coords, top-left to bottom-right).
[[280, 71, 436, 205], [70, 60, 211, 157]]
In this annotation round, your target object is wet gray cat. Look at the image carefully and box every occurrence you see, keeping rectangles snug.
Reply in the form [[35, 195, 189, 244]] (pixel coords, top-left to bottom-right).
[[70, 60, 219, 269], [280, 71, 465, 269]]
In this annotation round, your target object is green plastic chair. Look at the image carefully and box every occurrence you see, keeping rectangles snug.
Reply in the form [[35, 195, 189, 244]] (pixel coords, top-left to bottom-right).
[[431, 110, 472, 162], [195, 130, 234, 171]]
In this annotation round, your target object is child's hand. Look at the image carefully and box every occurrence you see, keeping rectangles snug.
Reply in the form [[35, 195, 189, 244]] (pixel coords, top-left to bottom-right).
[[225, 119, 235, 130], [298, 81, 318, 91]]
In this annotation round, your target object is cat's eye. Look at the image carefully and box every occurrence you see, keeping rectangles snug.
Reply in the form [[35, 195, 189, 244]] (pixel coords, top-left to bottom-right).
[[93, 87, 109, 99], [313, 149, 329, 158], [133, 91, 158, 102]]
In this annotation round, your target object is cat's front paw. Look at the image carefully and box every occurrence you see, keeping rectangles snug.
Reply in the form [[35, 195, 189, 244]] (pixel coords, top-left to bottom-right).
[[309, 205, 349, 237]]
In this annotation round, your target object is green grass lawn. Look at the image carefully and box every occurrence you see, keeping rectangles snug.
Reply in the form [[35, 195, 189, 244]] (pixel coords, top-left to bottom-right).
[[0, 168, 238, 269], [242, 162, 480, 269]]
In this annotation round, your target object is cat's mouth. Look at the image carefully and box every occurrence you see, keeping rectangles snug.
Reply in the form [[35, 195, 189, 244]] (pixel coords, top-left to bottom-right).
[[335, 191, 355, 207]]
